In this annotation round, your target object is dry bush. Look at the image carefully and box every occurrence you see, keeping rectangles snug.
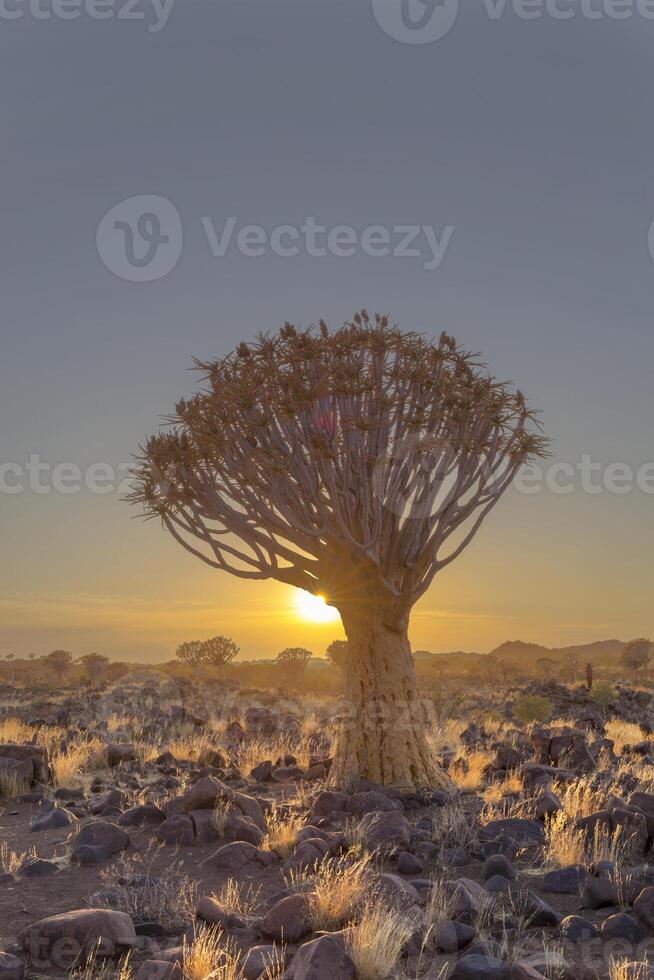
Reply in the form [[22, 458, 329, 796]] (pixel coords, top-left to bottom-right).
[[210, 878, 262, 918], [482, 770, 523, 806], [99, 850, 196, 927], [345, 901, 413, 980], [263, 803, 305, 859], [431, 799, 479, 854], [288, 851, 372, 932]]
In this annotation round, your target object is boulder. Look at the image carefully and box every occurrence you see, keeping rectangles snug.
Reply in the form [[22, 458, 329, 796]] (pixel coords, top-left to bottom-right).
[[0, 952, 24, 980], [74, 821, 129, 855], [201, 841, 261, 871], [291, 933, 356, 980], [260, 893, 310, 943], [0, 744, 48, 783], [359, 811, 411, 852], [157, 814, 195, 846], [17, 909, 136, 963], [30, 807, 76, 832], [449, 954, 511, 979]]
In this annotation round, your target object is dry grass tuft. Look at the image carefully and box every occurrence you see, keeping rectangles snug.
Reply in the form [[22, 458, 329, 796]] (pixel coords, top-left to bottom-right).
[[69, 946, 133, 980], [263, 803, 305, 859], [450, 750, 493, 791], [0, 841, 37, 874], [99, 850, 196, 928], [605, 720, 646, 756], [288, 851, 372, 932], [182, 926, 242, 980], [210, 878, 261, 918], [345, 901, 413, 980]]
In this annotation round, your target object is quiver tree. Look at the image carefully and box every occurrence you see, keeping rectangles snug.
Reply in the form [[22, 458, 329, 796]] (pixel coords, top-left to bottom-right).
[[202, 635, 239, 672], [43, 649, 73, 679], [131, 312, 548, 789], [78, 652, 109, 686], [276, 646, 312, 688], [175, 640, 205, 667], [326, 639, 348, 670], [622, 638, 651, 673]]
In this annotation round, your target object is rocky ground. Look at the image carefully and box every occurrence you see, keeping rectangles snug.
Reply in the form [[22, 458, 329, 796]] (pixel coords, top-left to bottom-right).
[[1, 676, 654, 978]]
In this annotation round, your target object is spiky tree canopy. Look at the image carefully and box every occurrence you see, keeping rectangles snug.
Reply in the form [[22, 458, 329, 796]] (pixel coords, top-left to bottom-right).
[[133, 312, 547, 611]]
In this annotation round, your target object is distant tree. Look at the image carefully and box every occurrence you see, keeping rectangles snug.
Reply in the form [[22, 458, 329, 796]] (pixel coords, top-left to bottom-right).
[[104, 662, 131, 684], [174, 640, 205, 667], [78, 652, 110, 685], [326, 640, 348, 669], [536, 657, 557, 679], [28, 653, 36, 661], [201, 635, 239, 672], [6, 654, 15, 662], [560, 653, 580, 683], [276, 647, 312, 687], [622, 638, 651, 673], [43, 649, 73, 678]]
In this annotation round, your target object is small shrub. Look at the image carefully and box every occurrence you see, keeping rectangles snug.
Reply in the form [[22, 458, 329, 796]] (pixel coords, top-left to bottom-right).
[[514, 694, 552, 724], [592, 681, 614, 706]]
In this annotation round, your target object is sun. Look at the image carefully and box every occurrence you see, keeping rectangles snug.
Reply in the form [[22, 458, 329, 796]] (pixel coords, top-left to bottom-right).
[[292, 590, 340, 624]]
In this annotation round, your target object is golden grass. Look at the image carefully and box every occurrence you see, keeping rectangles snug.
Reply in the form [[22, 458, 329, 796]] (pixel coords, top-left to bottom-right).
[[450, 750, 493, 791], [605, 719, 646, 756], [544, 811, 629, 869], [345, 902, 413, 980], [288, 851, 373, 932], [70, 948, 133, 980], [0, 841, 36, 874], [609, 959, 652, 980], [0, 717, 34, 743], [210, 878, 261, 918], [182, 926, 241, 980], [263, 803, 305, 859], [50, 737, 108, 788]]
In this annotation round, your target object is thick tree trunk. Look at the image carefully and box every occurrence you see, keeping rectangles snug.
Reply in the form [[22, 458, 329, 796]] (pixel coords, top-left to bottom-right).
[[330, 604, 453, 791]]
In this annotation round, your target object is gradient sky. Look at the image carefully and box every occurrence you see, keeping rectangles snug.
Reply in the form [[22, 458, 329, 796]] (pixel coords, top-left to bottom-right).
[[1, 1, 653, 661]]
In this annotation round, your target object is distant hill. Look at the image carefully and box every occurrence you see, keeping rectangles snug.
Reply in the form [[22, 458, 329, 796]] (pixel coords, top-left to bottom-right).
[[487, 639, 625, 667]]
